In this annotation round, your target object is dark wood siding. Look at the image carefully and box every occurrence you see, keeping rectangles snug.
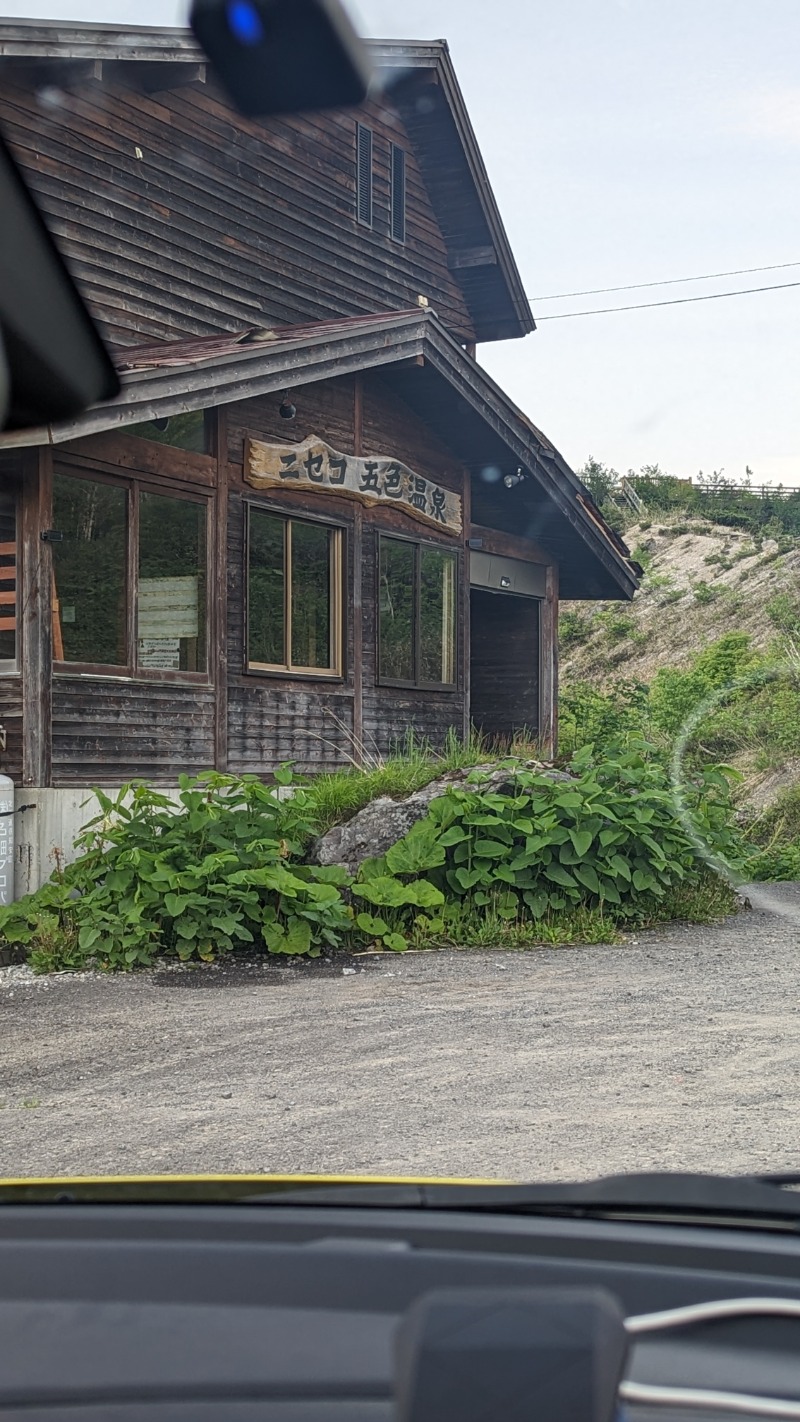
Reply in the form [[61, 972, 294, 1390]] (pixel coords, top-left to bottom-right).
[[469, 589, 540, 741], [228, 683, 356, 776], [0, 451, 23, 784], [51, 677, 215, 784], [0, 679, 23, 785], [226, 377, 357, 472], [362, 371, 465, 492], [0, 75, 475, 349], [226, 380, 357, 770]]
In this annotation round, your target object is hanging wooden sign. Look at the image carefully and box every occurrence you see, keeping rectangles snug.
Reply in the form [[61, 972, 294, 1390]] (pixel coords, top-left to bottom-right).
[[245, 434, 462, 536]]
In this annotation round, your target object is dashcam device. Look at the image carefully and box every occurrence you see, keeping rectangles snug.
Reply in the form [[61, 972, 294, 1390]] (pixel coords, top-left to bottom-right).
[[0, 132, 119, 433], [189, 0, 373, 118], [395, 1287, 629, 1422]]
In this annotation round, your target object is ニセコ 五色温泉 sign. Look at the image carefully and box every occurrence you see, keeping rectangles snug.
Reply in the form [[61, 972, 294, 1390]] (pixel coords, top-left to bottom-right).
[[245, 434, 462, 535]]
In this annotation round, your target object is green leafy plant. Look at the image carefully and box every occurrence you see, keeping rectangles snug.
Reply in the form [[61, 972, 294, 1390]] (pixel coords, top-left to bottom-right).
[[0, 772, 353, 971], [367, 742, 742, 929], [0, 706, 757, 970], [648, 633, 754, 738]]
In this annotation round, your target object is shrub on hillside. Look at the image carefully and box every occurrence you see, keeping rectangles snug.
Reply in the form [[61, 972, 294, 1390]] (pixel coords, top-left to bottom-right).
[[766, 592, 800, 635], [559, 679, 652, 758], [648, 634, 754, 738], [559, 608, 591, 651]]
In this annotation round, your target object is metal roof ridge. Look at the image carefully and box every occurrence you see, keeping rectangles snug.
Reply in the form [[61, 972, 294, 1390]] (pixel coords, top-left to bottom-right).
[[0, 21, 445, 58], [114, 309, 428, 372]]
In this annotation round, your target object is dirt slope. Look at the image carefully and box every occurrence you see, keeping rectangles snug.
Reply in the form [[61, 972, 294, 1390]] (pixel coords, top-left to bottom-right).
[[561, 515, 800, 687]]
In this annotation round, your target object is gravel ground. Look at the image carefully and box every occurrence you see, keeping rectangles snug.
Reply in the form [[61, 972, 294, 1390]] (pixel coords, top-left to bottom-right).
[[2, 883, 800, 1182]]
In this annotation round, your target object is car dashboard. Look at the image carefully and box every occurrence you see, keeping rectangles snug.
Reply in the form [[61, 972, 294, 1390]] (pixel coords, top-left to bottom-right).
[[3, 1200, 800, 1421]]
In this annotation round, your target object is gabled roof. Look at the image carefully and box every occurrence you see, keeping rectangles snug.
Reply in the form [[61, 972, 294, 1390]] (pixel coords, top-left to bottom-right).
[[0, 20, 533, 344], [0, 309, 636, 599], [369, 41, 533, 342]]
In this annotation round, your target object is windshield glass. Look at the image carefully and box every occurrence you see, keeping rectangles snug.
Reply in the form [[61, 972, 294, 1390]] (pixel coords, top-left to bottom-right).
[[1, 0, 799, 1190]]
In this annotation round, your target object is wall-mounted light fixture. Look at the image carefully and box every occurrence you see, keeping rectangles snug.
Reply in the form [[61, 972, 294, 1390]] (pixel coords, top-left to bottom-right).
[[279, 391, 297, 420], [503, 467, 526, 490], [499, 575, 512, 589]]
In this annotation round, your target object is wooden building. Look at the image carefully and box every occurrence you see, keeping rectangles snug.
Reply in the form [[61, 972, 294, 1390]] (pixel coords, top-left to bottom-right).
[[0, 20, 638, 833]]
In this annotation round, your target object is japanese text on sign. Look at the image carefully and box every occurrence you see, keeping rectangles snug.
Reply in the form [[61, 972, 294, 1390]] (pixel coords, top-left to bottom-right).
[[245, 435, 462, 536]]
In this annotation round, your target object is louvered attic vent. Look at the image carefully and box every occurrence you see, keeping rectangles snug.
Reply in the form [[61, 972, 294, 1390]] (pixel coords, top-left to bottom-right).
[[357, 123, 373, 228], [390, 144, 406, 244]]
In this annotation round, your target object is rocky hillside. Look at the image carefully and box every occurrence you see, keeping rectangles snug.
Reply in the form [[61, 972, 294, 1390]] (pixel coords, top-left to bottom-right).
[[561, 514, 800, 687]]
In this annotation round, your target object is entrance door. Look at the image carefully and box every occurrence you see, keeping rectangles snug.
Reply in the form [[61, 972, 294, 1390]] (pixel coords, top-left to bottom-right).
[[469, 588, 540, 743]]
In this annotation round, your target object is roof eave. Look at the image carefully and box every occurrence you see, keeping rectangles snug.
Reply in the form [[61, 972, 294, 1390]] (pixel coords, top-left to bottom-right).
[[0, 310, 633, 597], [372, 39, 534, 341]]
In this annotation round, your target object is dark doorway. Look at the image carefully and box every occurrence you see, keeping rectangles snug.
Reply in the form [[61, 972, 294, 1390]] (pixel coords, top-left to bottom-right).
[[469, 589, 540, 743]]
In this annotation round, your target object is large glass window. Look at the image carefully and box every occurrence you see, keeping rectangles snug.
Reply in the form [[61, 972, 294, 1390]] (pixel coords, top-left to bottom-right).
[[52, 472, 208, 675], [379, 536, 457, 689], [52, 475, 127, 666], [248, 509, 343, 677], [0, 492, 17, 669]]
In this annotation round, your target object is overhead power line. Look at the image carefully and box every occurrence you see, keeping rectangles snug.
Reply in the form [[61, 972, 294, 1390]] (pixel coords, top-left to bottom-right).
[[531, 258, 800, 302], [534, 278, 800, 320]]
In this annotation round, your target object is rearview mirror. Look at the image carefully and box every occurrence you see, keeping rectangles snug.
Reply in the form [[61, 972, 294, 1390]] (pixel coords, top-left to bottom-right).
[[189, 0, 373, 118]]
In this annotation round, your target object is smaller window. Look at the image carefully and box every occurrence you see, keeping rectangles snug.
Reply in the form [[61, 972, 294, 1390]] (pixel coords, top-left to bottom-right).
[[0, 491, 17, 670], [248, 509, 343, 677], [379, 536, 457, 689], [357, 123, 373, 228], [390, 144, 406, 244], [124, 410, 210, 454], [138, 491, 208, 673]]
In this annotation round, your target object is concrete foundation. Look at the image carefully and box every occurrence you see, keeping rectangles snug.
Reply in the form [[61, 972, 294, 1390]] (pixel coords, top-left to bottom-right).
[[14, 787, 183, 900]]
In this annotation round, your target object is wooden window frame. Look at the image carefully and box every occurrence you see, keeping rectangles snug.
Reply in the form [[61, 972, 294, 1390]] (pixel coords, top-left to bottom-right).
[[356, 122, 373, 229], [377, 532, 459, 693], [0, 484, 19, 676], [245, 503, 345, 682], [390, 143, 407, 245], [51, 465, 212, 686]]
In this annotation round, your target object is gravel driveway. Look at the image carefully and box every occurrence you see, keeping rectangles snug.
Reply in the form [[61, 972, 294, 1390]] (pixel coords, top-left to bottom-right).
[[2, 883, 799, 1182]]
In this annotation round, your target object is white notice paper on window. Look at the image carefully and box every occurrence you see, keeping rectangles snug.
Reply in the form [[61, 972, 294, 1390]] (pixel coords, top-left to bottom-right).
[[138, 637, 182, 670], [138, 577, 198, 669]]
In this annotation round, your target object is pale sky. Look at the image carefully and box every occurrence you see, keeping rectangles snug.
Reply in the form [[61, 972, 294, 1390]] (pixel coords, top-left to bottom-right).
[[3, 0, 799, 484]]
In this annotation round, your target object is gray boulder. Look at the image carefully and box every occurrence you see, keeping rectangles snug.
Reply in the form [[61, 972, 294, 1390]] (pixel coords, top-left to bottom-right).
[[313, 762, 573, 878]]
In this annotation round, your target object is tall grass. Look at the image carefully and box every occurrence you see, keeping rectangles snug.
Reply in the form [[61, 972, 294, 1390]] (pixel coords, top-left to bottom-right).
[[306, 728, 488, 834]]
